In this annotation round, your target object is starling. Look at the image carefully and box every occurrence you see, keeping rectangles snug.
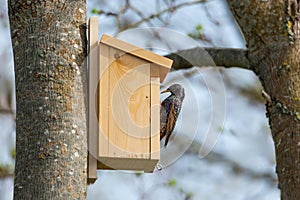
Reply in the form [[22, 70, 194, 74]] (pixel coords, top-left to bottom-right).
[[160, 84, 185, 147]]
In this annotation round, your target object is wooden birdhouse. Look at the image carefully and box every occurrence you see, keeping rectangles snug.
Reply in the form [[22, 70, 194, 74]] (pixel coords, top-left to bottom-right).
[[88, 17, 172, 183]]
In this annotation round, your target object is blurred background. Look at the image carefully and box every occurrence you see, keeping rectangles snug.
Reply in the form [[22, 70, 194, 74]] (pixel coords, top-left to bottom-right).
[[0, 0, 280, 199]]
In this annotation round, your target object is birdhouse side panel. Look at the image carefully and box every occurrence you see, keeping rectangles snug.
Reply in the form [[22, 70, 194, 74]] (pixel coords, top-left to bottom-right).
[[150, 76, 160, 160]]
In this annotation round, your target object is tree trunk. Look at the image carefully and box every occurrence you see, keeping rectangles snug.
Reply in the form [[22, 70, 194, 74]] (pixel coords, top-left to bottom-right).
[[227, 0, 300, 199], [9, 1, 87, 199]]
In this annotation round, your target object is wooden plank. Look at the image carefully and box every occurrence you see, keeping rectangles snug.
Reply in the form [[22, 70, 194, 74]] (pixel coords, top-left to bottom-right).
[[99, 43, 110, 159], [88, 16, 98, 182], [107, 48, 151, 161], [100, 34, 172, 83], [150, 70, 160, 161], [98, 157, 157, 171], [127, 67, 151, 159], [107, 47, 128, 158]]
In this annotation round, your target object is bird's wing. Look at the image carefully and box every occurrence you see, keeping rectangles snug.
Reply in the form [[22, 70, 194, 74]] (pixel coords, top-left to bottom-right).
[[164, 102, 177, 147], [160, 103, 167, 139]]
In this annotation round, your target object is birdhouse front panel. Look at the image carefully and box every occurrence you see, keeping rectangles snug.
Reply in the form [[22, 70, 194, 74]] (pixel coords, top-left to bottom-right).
[[92, 34, 172, 172], [99, 44, 151, 157]]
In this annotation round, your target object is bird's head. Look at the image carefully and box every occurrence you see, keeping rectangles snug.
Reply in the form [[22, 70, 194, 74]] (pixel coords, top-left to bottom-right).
[[161, 84, 185, 101]]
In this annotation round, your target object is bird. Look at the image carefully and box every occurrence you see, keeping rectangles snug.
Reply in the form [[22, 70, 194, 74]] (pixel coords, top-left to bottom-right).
[[160, 84, 185, 147]]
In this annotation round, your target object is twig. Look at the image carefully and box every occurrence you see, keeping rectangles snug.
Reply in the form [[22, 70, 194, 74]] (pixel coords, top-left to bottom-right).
[[0, 108, 15, 116], [186, 139, 278, 184], [0, 164, 14, 178], [120, 0, 206, 32], [94, 0, 207, 33]]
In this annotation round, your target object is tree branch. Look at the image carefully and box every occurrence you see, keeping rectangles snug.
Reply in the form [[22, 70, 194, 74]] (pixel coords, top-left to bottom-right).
[[121, 0, 206, 31], [0, 109, 15, 117], [0, 164, 14, 178], [93, 0, 207, 34], [186, 139, 277, 184], [165, 47, 250, 69]]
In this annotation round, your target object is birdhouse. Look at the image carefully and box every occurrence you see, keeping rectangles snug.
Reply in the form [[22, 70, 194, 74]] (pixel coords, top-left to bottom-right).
[[88, 17, 172, 183]]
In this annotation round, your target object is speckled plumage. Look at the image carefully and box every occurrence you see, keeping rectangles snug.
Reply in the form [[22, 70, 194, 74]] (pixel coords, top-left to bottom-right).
[[160, 84, 185, 147]]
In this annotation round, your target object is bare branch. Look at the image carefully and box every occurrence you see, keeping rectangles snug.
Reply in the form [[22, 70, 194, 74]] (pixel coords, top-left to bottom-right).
[[165, 47, 250, 69], [93, 0, 207, 33], [0, 164, 14, 178], [0, 108, 15, 117], [121, 0, 206, 31], [187, 139, 278, 184]]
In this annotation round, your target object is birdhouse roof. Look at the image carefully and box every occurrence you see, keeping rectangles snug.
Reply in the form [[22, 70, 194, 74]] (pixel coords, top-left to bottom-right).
[[100, 34, 172, 82]]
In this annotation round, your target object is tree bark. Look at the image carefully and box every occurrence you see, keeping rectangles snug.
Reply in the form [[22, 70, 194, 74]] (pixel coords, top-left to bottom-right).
[[9, 1, 87, 199], [227, 0, 300, 199]]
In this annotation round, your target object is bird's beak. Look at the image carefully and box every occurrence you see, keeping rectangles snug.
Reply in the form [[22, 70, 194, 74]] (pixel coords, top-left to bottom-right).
[[161, 89, 170, 94]]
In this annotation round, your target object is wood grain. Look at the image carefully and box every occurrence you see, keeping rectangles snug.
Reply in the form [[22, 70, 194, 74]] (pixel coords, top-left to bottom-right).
[[97, 35, 173, 171], [100, 34, 172, 83], [88, 16, 98, 182]]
